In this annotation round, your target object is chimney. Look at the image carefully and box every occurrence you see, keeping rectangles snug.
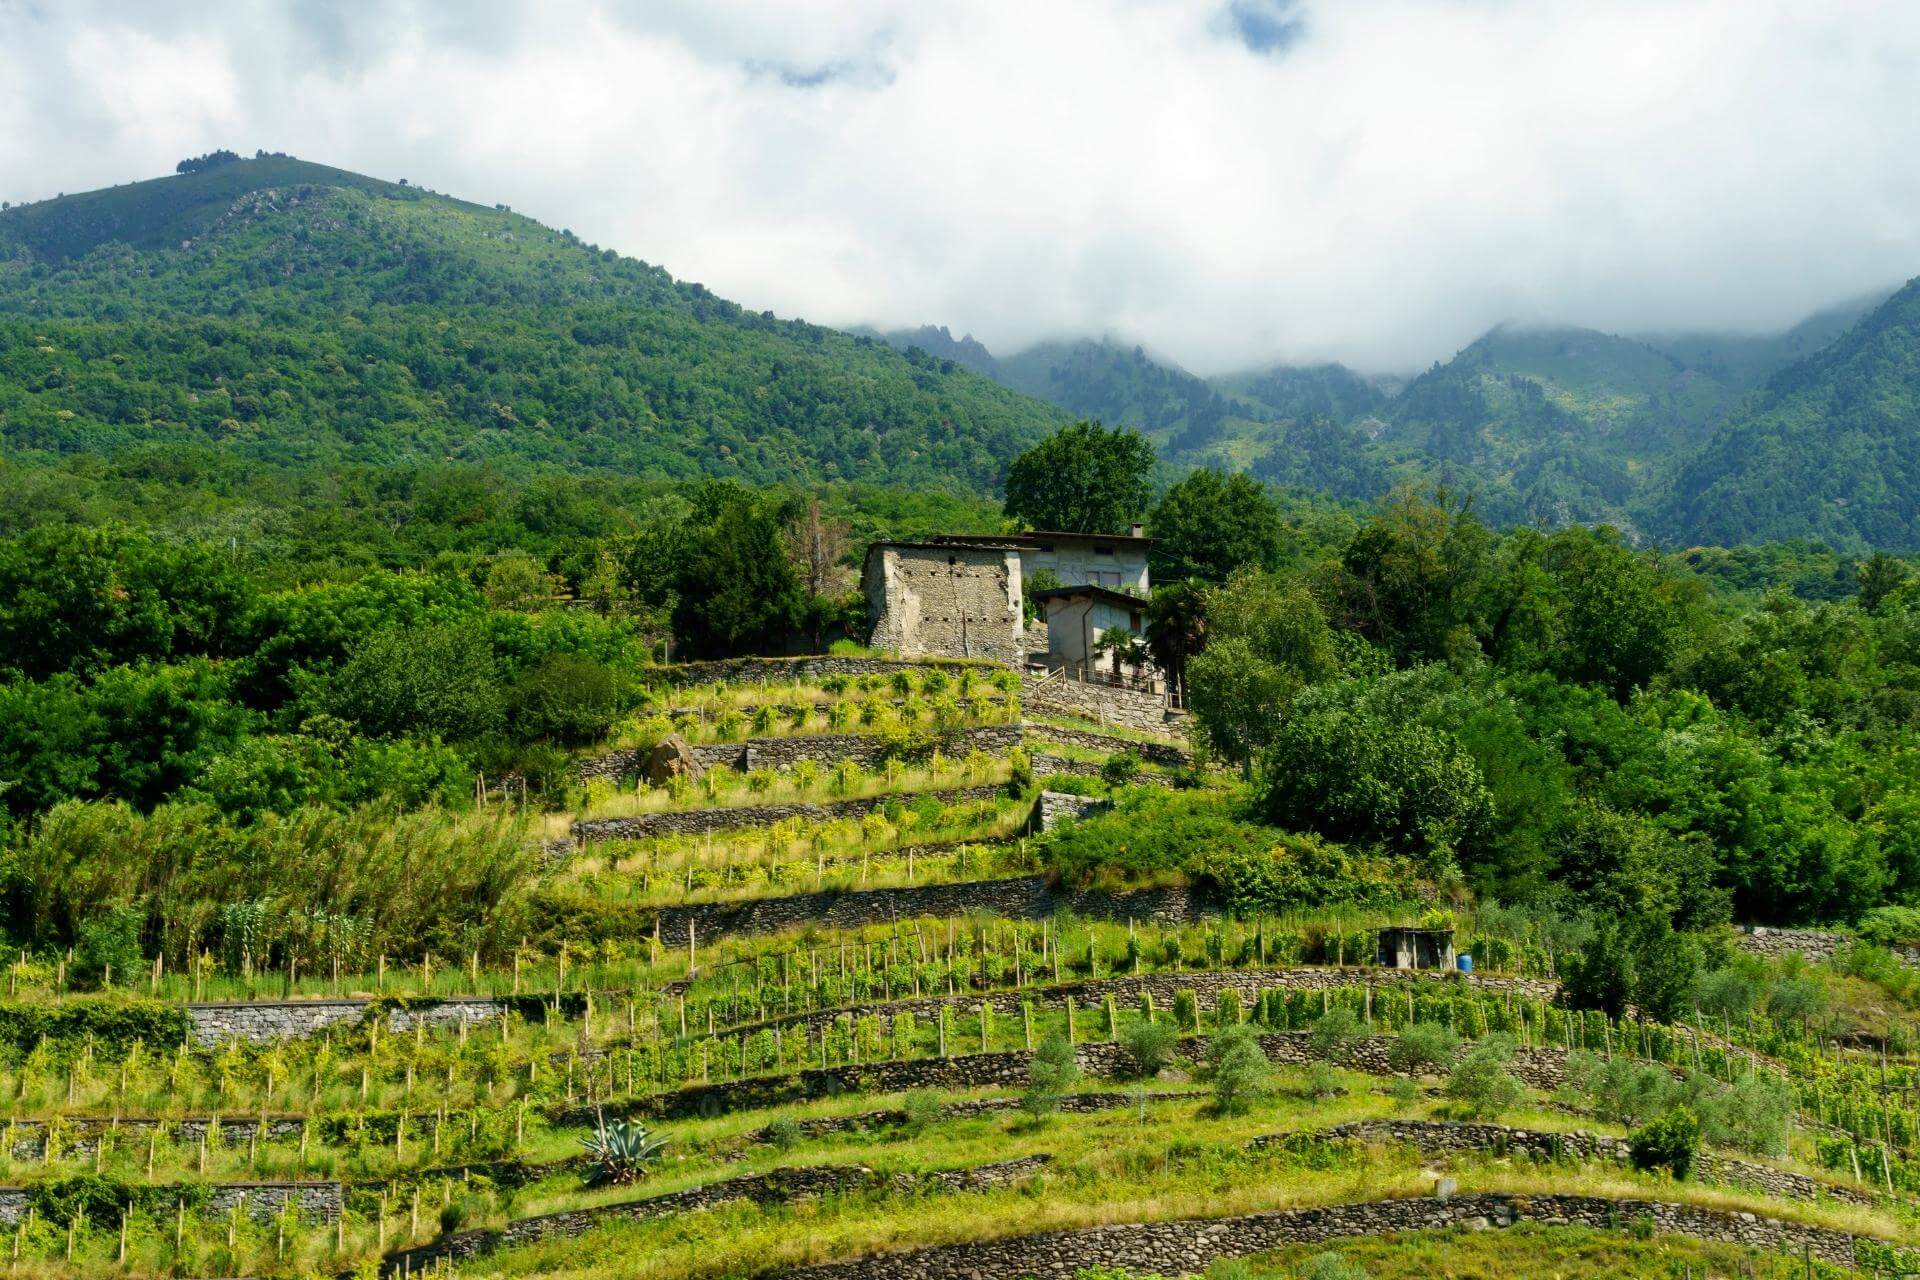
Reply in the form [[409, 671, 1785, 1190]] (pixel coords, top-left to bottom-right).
[[1129, 523, 1144, 539]]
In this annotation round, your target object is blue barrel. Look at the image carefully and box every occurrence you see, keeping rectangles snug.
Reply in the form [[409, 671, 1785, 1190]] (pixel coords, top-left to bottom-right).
[[1456, 954, 1474, 975]]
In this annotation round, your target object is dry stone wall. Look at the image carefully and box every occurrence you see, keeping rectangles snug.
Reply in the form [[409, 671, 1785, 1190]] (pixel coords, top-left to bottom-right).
[[383, 1156, 1050, 1274], [780, 1192, 1865, 1278], [1281, 1121, 1871, 1206], [578, 725, 1023, 784], [571, 782, 1011, 843], [0, 1181, 339, 1226], [1026, 677, 1184, 735], [1035, 790, 1112, 829], [1025, 724, 1191, 768], [646, 874, 1217, 948], [187, 996, 514, 1046], [655, 656, 996, 689]]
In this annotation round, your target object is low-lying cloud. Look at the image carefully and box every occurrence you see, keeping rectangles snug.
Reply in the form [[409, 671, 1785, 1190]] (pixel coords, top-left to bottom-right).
[[3, 0, 1918, 373]]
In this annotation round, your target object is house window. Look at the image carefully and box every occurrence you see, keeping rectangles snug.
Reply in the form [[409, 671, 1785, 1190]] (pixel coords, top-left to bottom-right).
[[1094, 545, 1113, 556], [1129, 611, 1142, 632], [1036, 543, 1055, 553]]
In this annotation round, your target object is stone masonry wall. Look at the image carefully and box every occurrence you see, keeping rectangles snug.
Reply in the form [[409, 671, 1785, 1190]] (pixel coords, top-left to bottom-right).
[[188, 996, 516, 1046], [1024, 724, 1192, 768], [1035, 790, 1112, 830], [571, 782, 1011, 843], [710, 968, 1559, 1045], [622, 1031, 1572, 1120], [647, 873, 1217, 948], [578, 725, 1024, 785], [1283, 1120, 1871, 1206], [0, 1182, 339, 1226], [781, 1192, 1865, 1278], [865, 544, 1026, 665], [1025, 677, 1183, 735], [383, 1156, 1050, 1274], [655, 656, 998, 690]]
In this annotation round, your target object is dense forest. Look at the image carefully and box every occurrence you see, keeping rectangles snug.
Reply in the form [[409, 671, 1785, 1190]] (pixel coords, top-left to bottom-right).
[[0, 156, 1062, 491]]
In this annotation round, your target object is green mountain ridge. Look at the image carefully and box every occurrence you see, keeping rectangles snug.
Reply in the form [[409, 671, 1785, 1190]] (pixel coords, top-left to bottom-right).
[[0, 155, 1064, 491]]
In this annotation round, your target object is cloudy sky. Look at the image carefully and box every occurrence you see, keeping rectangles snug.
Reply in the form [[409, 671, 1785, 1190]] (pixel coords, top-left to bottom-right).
[[3, 0, 1919, 372]]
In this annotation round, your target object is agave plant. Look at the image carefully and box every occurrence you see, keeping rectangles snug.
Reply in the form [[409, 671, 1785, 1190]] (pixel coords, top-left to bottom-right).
[[581, 1117, 668, 1186]]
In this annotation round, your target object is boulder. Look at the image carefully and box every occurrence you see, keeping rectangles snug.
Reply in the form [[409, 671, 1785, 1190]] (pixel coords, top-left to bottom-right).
[[646, 734, 702, 785]]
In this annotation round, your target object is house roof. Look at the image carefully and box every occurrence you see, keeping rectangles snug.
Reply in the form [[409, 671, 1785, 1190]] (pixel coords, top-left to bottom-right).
[[924, 530, 1157, 548], [1031, 584, 1150, 610]]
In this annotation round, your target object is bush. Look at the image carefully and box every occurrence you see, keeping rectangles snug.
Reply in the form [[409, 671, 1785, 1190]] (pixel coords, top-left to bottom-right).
[[72, 906, 143, 989], [1307, 1007, 1361, 1061], [1207, 1022, 1273, 1115], [509, 653, 621, 745], [1443, 1034, 1522, 1118], [1386, 1021, 1459, 1076], [1021, 1033, 1081, 1123], [1122, 1019, 1180, 1078], [1629, 1106, 1701, 1180], [1216, 988, 1242, 1027], [1858, 905, 1920, 948], [1173, 990, 1199, 1030], [900, 1089, 942, 1136], [1100, 751, 1143, 786]]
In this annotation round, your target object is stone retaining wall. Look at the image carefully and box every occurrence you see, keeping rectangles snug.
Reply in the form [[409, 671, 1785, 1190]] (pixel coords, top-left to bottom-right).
[[747, 1092, 1200, 1144], [1285, 1120, 1872, 1206], [1734, 926, 1920, 969], [1023, 723, 1191, 767], [726, 967, 1558, 1044], [780, 1192, 1864, 1277], [655, 657, 998, 690], [616, 1031, 1571, 1121], [579, 726, 1024, 784], [383, 1156, 1049, 1274], [1034, 790, 1112, 829], [0, 1181, 339, 1226], [571, 783, 1012, 843], [187, 996, 514, 1046], [4, 1115, 308, 1159], [1025, 677, 1183, 735], [647, 874, 1216, 948]]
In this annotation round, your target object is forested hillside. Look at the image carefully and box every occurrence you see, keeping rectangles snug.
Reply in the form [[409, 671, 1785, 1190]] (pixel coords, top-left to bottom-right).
[[1660, 279, 1920, 549], [0, 155, 1063, 490]]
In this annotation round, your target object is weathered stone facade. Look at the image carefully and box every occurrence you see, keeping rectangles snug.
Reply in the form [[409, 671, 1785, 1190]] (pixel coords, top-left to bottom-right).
[[864, 542, 1026, 664], [780, 1192, 1866, 1278]]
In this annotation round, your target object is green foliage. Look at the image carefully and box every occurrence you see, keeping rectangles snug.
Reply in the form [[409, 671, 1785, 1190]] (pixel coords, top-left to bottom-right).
[[1206, 1022, 1273, 1115], [1562, 915, 1701, 1022], [1020, 1033, 1081, 1122], [1628, 1106, 1701, 1180], [1002, 420, 1155, 534], [1386, 1020, 1459, 1075], [1120, 1018, 1179, 1078], [325, 622, 504, 740], [1187, 568, 1337, 773], [1443, 1034, 1522, 1118], [0, 996, 191, 1056], [0, 159, 1060, 493], [1298, 1253, 1371, 1280], [580, 1117, 668, 1186], [1306, 1008, 1361, 1061], [507, 652, 622, 746], [1149, 468, 1285, 582]]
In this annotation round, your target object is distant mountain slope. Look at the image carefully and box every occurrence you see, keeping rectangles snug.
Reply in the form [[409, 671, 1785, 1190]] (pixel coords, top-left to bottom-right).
[[1659, 277, 1920, 549], [0, 156, 1063, 490]]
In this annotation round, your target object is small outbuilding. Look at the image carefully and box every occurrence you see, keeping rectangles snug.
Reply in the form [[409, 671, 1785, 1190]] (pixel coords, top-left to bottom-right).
[[1376, 926, 1457, 971]]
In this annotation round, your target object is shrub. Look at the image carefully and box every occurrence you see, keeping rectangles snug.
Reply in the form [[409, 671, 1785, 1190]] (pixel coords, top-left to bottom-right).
[[1443, 1034, 1522, 1118], [1216, 988, 1242, 1027], [1173, 990, 1199, 1031], [1564, 1052, 1677, 1128], [1858, 905, 1920, 948], [580, 1118, 667, 1186], [1101, 751, 1143, 786], [1021, 1033, 1081, 1123], [1307, 1007, 1361, 1062], [72, 906, 143, 989], [1300, 1254, 1370, 1280], [1122, 1019, 1180, 1078], [763, 1115, 802, 1151], [508, 653, 621, 745], [1208, 1022, 1273, 1115], [1386, 1021, 1459, 1076], [1629, 1106, 1701, 1180], [900, 1089, 942, 1136]]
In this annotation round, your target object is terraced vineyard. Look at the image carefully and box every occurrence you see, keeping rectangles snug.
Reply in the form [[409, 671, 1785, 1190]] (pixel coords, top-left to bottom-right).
[[3, 660, 1919, 1279]]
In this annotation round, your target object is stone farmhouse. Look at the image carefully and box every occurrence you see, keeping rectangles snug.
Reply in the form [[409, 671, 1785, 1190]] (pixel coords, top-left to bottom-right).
[[862, 528, 1154, 672]]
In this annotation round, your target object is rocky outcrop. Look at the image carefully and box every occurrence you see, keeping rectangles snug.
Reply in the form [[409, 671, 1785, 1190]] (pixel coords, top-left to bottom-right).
[[780, 1192, 1867, 1277]]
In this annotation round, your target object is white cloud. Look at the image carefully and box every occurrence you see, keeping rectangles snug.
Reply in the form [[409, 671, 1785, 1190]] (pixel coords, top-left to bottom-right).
[[2, 0, 1918, 371]]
